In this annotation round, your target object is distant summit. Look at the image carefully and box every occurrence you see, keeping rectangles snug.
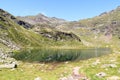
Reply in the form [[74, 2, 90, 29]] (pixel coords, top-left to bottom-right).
[[17, 13, 67, 26]]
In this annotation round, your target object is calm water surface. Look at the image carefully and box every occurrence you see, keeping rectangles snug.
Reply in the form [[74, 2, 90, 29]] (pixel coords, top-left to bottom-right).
[[13, 48, 112, 62]]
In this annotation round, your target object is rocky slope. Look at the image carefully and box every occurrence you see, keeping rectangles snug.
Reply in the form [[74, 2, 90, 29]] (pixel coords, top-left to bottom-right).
[[57, 6, 120, 40]]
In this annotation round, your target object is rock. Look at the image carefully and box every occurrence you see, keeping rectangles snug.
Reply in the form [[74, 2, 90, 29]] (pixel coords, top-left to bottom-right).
[[0, 38, 20, 50], [60, 75, 89, 80], [40, 31, 81, 42], [0, 62, 17, 69], [72, 66, 80, 76], [92, 59, 101, 65], [107, 76, 120, 80], [34, 77, 41, 80], [101, 64, 117, 68], [109, 64, 117, 68], [59, 77, 68, 80], [59, 66, 89, 80], [96, 72, 106, 78], [101, 64, 108, 68], [110, 59, 116, 62], [17, 20, 32, 29], [0, 48, 18, 69], [67, 76, 74, 80]]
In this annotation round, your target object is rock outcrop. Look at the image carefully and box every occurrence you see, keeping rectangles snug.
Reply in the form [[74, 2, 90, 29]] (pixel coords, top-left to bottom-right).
[[40, 31, 81, 41], [0, 9, 32, 29], [0, 48, 17, 69], [0, 38, 20, 50]]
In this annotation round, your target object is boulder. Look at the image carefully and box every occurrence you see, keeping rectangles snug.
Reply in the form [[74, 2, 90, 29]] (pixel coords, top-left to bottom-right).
[[0, 62, 17, 69]]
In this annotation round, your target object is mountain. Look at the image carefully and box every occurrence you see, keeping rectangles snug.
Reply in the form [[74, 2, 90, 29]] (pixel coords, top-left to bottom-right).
[[17, 13, 67, 27], [79, 6, 120, 38], [17, 13, 81, 42], [1, 6, 120, 52], [0, 9, 51, 51], [0, 9, 60, 50], [0, 9, 32, 29], [0, 9, 81, 52], [57, 6, 120, 41]]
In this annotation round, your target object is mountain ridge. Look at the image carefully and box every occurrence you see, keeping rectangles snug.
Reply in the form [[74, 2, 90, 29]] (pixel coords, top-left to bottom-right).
[[17, 13, 67, 27], [0, 6, 120, 51], [0, 8, 81, 52]]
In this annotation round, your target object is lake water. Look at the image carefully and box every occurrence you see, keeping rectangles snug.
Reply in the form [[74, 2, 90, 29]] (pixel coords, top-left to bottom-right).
[[13, 48, 112, 62]]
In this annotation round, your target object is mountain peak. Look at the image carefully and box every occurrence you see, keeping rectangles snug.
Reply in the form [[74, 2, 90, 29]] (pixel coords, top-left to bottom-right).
[[37, 13, 45, 16], [18, 13, 67, 26], [36, 13, 47, 18]]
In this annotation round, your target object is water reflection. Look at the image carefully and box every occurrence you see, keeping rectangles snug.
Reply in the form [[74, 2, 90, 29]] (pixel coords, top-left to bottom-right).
[[13, 48, 112, 62]]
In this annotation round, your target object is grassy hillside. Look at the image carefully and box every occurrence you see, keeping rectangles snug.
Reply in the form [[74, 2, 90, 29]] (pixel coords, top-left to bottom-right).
[[0, 9, 83, 52], [55, 7, 120, 51], [79, 6, 120, 38]]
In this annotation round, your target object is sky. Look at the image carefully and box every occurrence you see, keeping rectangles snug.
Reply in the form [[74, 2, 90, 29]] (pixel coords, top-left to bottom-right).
[[0, 0, 120, 21]]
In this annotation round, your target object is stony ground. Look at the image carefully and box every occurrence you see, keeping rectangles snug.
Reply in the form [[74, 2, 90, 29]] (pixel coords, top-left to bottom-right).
[[0, 49, 17, 69]]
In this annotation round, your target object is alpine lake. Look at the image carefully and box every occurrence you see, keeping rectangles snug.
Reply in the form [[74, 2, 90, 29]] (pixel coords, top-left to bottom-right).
[[13, 48, 112, 62]]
